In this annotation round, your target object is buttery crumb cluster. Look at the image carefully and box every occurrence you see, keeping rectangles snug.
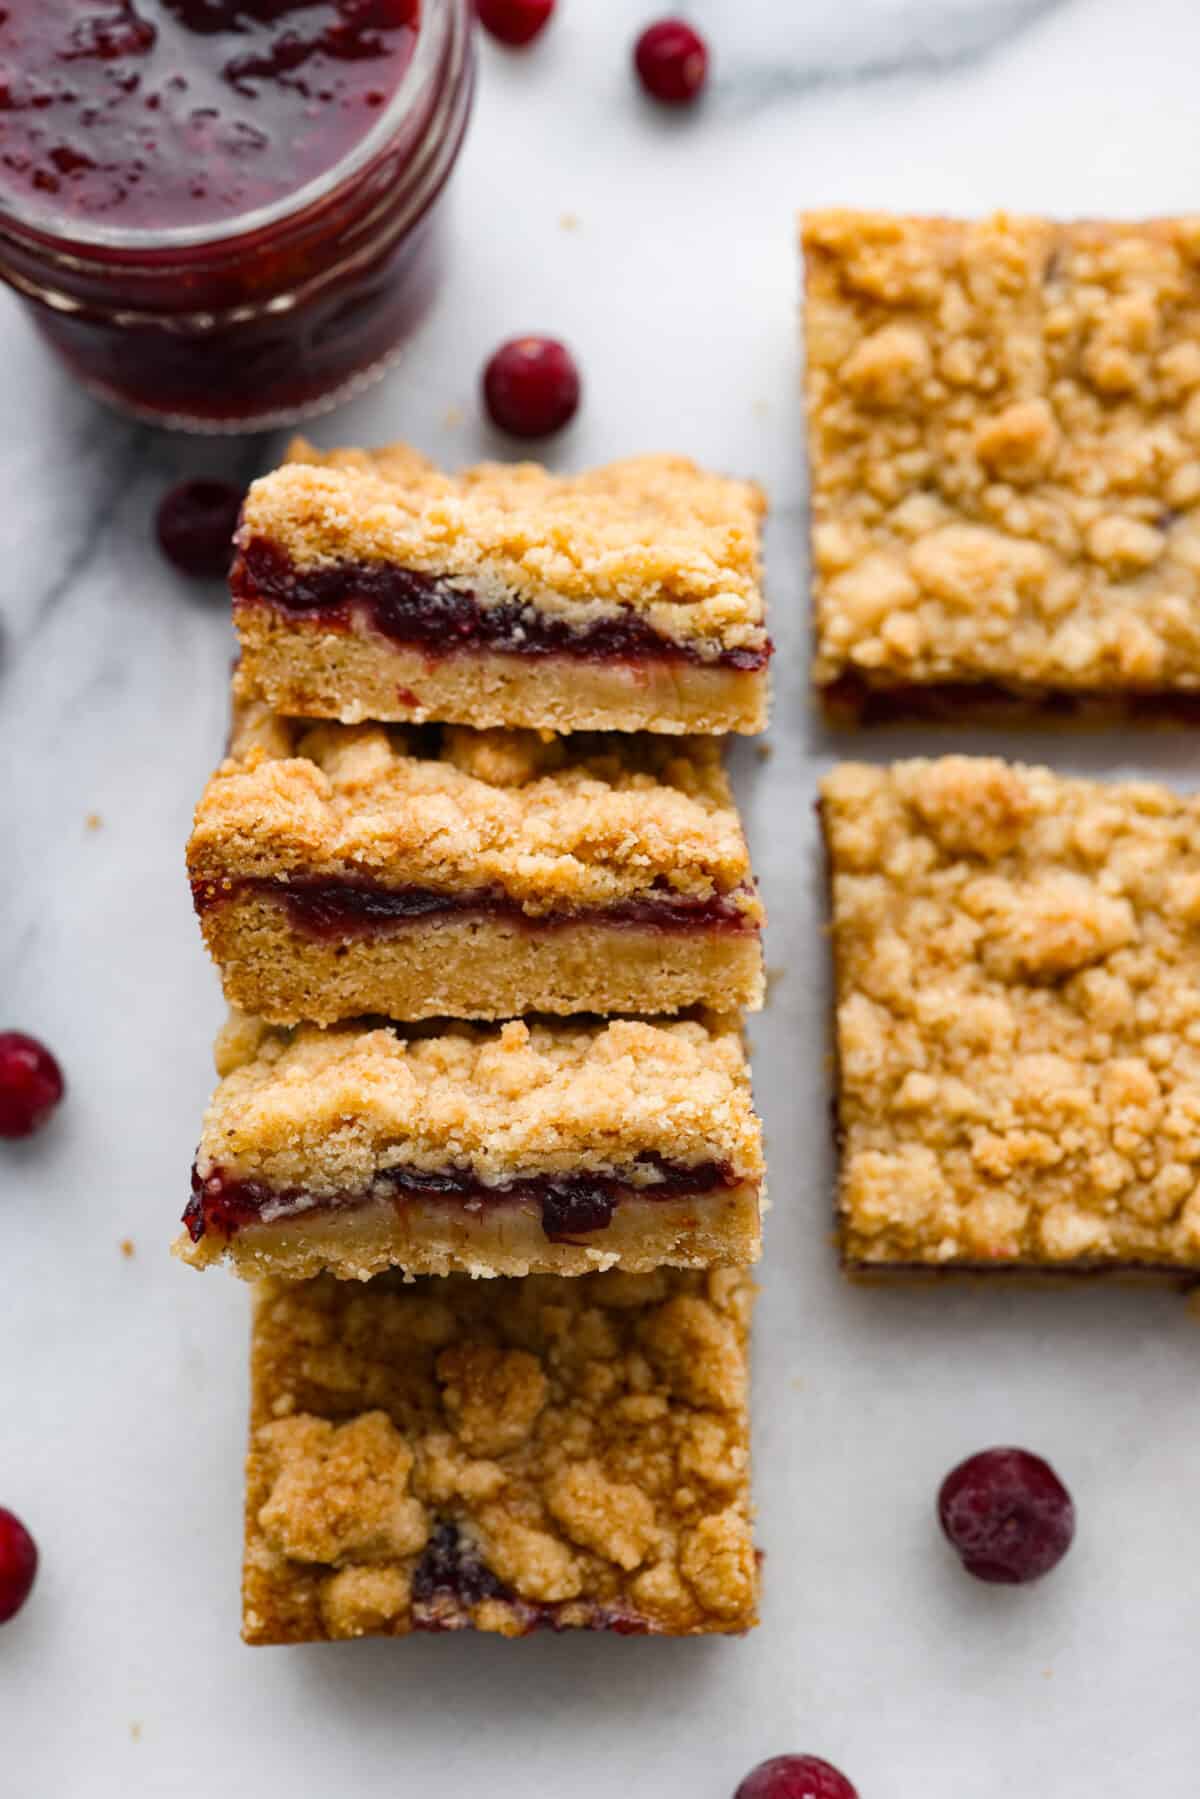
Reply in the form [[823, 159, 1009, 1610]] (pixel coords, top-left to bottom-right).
[[182, 436, 767, 1645], [191, 703, 759, 914], [197, 1014, 762, 1196], [823, 756, 1200, 1269], [244, 1268, 757, 1642], [804, 211, 1200, 706]]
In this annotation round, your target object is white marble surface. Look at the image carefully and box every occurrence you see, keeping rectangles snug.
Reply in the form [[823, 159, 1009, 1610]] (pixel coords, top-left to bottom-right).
[[4, 1, 1200, 1792]]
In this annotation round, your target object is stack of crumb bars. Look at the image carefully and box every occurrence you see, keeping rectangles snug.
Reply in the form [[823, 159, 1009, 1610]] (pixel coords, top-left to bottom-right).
[[807, 210, 1200, 1283], [180, 442, 772, 1643]]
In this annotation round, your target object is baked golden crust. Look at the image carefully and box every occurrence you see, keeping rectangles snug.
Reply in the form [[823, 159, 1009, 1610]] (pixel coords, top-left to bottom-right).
[[823, 756, 1200, 1269], [803, 210, 1200, 699], [191, 901, 766, 1027], [188, 705, 762, 917], [237, 440, 768, 659], [231, 616, 770, 734], [243, 1267, 758, 1641], [199, 1011, 764, 1192]]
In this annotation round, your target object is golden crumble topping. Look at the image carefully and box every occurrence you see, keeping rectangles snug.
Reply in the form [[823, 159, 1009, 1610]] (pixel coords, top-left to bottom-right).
[[823, 756, 1200, 1268], [803, 211, 1200, 697], [200, 1012, 764, 1194], [243, 1267, 757, 1642], [188, 703, 761, 918], [236, 440, 768, 659]]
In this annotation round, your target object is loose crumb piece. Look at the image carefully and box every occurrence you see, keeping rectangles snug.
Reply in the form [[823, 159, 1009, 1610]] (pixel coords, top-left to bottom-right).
[[823, 755, 1200, 1273], [85, 813, 102, 831], [243, 1267, 758, 1642], [120, 1238, 135, 1260]]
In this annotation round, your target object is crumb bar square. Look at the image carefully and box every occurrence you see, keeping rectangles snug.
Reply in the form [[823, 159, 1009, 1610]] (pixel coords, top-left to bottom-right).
[[231, 439, 770, 735], [243, 1265, 758, 1642], [188, 704, 765, 1024], [803, 211, 1200, 717], [178, 1010, 764, 1281], [822, 756, 1200, 1277]]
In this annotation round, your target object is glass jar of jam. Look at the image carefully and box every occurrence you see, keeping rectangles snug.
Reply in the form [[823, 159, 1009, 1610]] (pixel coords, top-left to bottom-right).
[[0, 0, 474, 429]]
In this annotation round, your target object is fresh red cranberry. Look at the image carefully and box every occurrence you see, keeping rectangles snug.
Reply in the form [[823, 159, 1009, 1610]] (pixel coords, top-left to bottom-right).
[[482, 336, 581, 439], [735, 1756, 858, 1799], [476, 0, 555, 47], [155, 480, 244, 580], [0, 1032, 65, 1140], [634, 18, 709, 104], [0, 1509, 38, 1624], [939, 1447, 1075, 1584]]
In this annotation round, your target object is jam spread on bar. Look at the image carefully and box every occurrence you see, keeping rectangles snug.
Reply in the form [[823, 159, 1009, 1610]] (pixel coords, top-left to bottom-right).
[[231, 537, 771, 671], [185, 1153, 738, 1244], [190, 873, 758, 936], [0, 0, 419, 231], [410, 1521, 650, 1635]]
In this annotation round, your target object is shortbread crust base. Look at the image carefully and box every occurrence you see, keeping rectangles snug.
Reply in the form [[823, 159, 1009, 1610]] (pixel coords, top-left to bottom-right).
[[199, 898, 766, 1025], [820, 673, 1200, 729], [176, 1180, 763, 1281], [844, 1257, 1199, 1288], [234, 612, 769, 734]]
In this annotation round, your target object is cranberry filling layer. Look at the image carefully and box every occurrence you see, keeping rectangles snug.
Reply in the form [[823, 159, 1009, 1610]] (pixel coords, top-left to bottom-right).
[[411, 1521, 650, 1635], [232, 537, 771, 671], [191, 874, 758, 936], [185, 1153, 739, 1244]]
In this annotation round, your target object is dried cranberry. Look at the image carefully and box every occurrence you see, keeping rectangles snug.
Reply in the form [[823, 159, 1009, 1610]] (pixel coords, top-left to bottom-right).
[[938, 1447, 1075, 1584], [634, 18, 708, 104], [156, 479, 244, 579], [0, 1032, 65, 1139], [482, 336, 581, 439]]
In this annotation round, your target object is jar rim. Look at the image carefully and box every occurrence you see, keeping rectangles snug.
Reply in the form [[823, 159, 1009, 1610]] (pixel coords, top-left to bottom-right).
[[0, 0, 456, 255]]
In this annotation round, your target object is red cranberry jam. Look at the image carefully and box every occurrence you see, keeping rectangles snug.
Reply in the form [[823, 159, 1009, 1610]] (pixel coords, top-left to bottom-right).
[[231, 538, 770, 671], [0, 0, 474, 427], [0, 0, 420, 229], [185, 1154, 738, 1244], [190, 872, 759, 936], [411, 1520, 648, 1635]]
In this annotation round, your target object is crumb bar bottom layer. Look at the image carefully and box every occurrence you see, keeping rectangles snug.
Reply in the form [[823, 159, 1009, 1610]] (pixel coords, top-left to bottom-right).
[[243, 1268, 758, 1642], [822, 755, 1200, 1273], [820, 674, 1200, 729], [177, 1178, 762, 1280], [198, 899, 766, 1024], [844, 1258, 1199, 1287], [233, 614, 769, 734]]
